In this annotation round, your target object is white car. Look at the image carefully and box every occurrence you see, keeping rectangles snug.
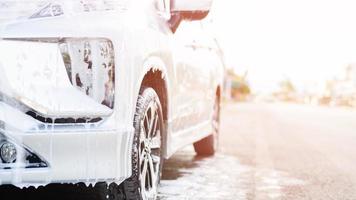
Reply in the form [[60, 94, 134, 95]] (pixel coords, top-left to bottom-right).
[[0, 0, 223, 199]]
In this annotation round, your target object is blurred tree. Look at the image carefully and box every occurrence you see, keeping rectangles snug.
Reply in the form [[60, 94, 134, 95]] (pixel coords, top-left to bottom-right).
[[225, 69, 250, 101], [279, 79, 295, 93], [274, 78, 297, 102]]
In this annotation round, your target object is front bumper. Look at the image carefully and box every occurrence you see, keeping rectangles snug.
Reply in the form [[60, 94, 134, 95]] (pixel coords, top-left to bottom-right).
[[0, 102, 133, 187]]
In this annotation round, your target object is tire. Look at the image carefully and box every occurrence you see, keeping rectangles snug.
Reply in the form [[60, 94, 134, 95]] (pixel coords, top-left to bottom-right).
[[27, 182, 125, 200], [122, 87, 164, 200], [193, 94, 220, 156], [92, 182, 125, 200]]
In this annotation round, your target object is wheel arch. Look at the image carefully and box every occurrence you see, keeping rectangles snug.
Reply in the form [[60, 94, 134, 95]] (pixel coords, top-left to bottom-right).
[[136, 56, 171, 158]]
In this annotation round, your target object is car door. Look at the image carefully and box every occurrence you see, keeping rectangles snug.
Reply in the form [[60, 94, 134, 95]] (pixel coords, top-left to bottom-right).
[[189, 24, 221, 121], [171, 20, 214, 131], [191, 30, 223, 120]]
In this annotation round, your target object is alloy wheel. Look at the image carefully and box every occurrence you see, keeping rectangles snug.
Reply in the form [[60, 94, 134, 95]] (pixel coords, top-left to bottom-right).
[[139, 100, 162, 200]]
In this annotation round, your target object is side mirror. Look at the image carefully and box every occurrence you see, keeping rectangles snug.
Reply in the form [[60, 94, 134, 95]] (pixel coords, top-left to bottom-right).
[[169, 0, 213, 32]]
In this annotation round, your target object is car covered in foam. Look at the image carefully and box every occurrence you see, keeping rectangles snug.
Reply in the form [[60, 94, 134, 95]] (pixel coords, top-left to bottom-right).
[[0, 0, 223, 199]]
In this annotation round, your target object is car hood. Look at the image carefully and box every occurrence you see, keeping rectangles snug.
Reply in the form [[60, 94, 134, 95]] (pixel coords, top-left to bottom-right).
[[0, 11, 124, 39]]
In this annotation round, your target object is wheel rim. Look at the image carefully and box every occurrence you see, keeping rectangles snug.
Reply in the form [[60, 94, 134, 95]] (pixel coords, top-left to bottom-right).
[[139, 101, 161, 200]]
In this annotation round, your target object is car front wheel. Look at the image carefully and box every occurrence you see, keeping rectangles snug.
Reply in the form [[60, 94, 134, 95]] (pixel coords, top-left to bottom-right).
[[122, 87, 164, 200]]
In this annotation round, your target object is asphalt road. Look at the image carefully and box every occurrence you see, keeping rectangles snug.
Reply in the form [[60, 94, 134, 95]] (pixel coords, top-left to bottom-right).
[[158, 102, 356, 200]]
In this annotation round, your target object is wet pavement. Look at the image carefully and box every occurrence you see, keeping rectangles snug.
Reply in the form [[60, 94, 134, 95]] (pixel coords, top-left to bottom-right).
[[158, 102, 356, 200], [157, 147, 305, 200], [158, 149, 251, 200]]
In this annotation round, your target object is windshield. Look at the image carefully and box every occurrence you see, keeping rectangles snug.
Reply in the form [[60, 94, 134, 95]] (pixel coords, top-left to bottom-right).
[[0, 0, 125, 24]]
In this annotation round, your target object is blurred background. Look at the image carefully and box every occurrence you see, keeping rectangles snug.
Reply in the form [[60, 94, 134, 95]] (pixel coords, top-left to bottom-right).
[[2, 0, 356, 199], [210, 0, 356, 107]]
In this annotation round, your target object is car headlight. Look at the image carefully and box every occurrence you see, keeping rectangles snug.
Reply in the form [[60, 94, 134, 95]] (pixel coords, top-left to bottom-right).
[[0, 38, 115, 123], [59, 38, 115, 108]]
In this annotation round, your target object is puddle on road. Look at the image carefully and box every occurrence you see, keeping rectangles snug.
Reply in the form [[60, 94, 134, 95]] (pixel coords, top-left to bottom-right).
[[158, 148, 306, 200]]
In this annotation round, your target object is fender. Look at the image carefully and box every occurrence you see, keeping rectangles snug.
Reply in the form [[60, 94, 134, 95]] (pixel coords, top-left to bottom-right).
[[134, 56, 173, 158]]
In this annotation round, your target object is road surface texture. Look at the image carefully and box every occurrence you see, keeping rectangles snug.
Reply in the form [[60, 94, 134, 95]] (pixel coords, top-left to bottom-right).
[[158, 102, 356, 200], [1, 102, 356, 200]]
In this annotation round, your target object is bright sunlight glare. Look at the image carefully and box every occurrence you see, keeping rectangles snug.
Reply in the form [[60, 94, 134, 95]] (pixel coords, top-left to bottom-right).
[[211, 0, 356, 93]]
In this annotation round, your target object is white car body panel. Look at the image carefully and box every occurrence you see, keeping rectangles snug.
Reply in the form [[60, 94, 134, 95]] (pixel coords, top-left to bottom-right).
[[0, 0, 224, 187]]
